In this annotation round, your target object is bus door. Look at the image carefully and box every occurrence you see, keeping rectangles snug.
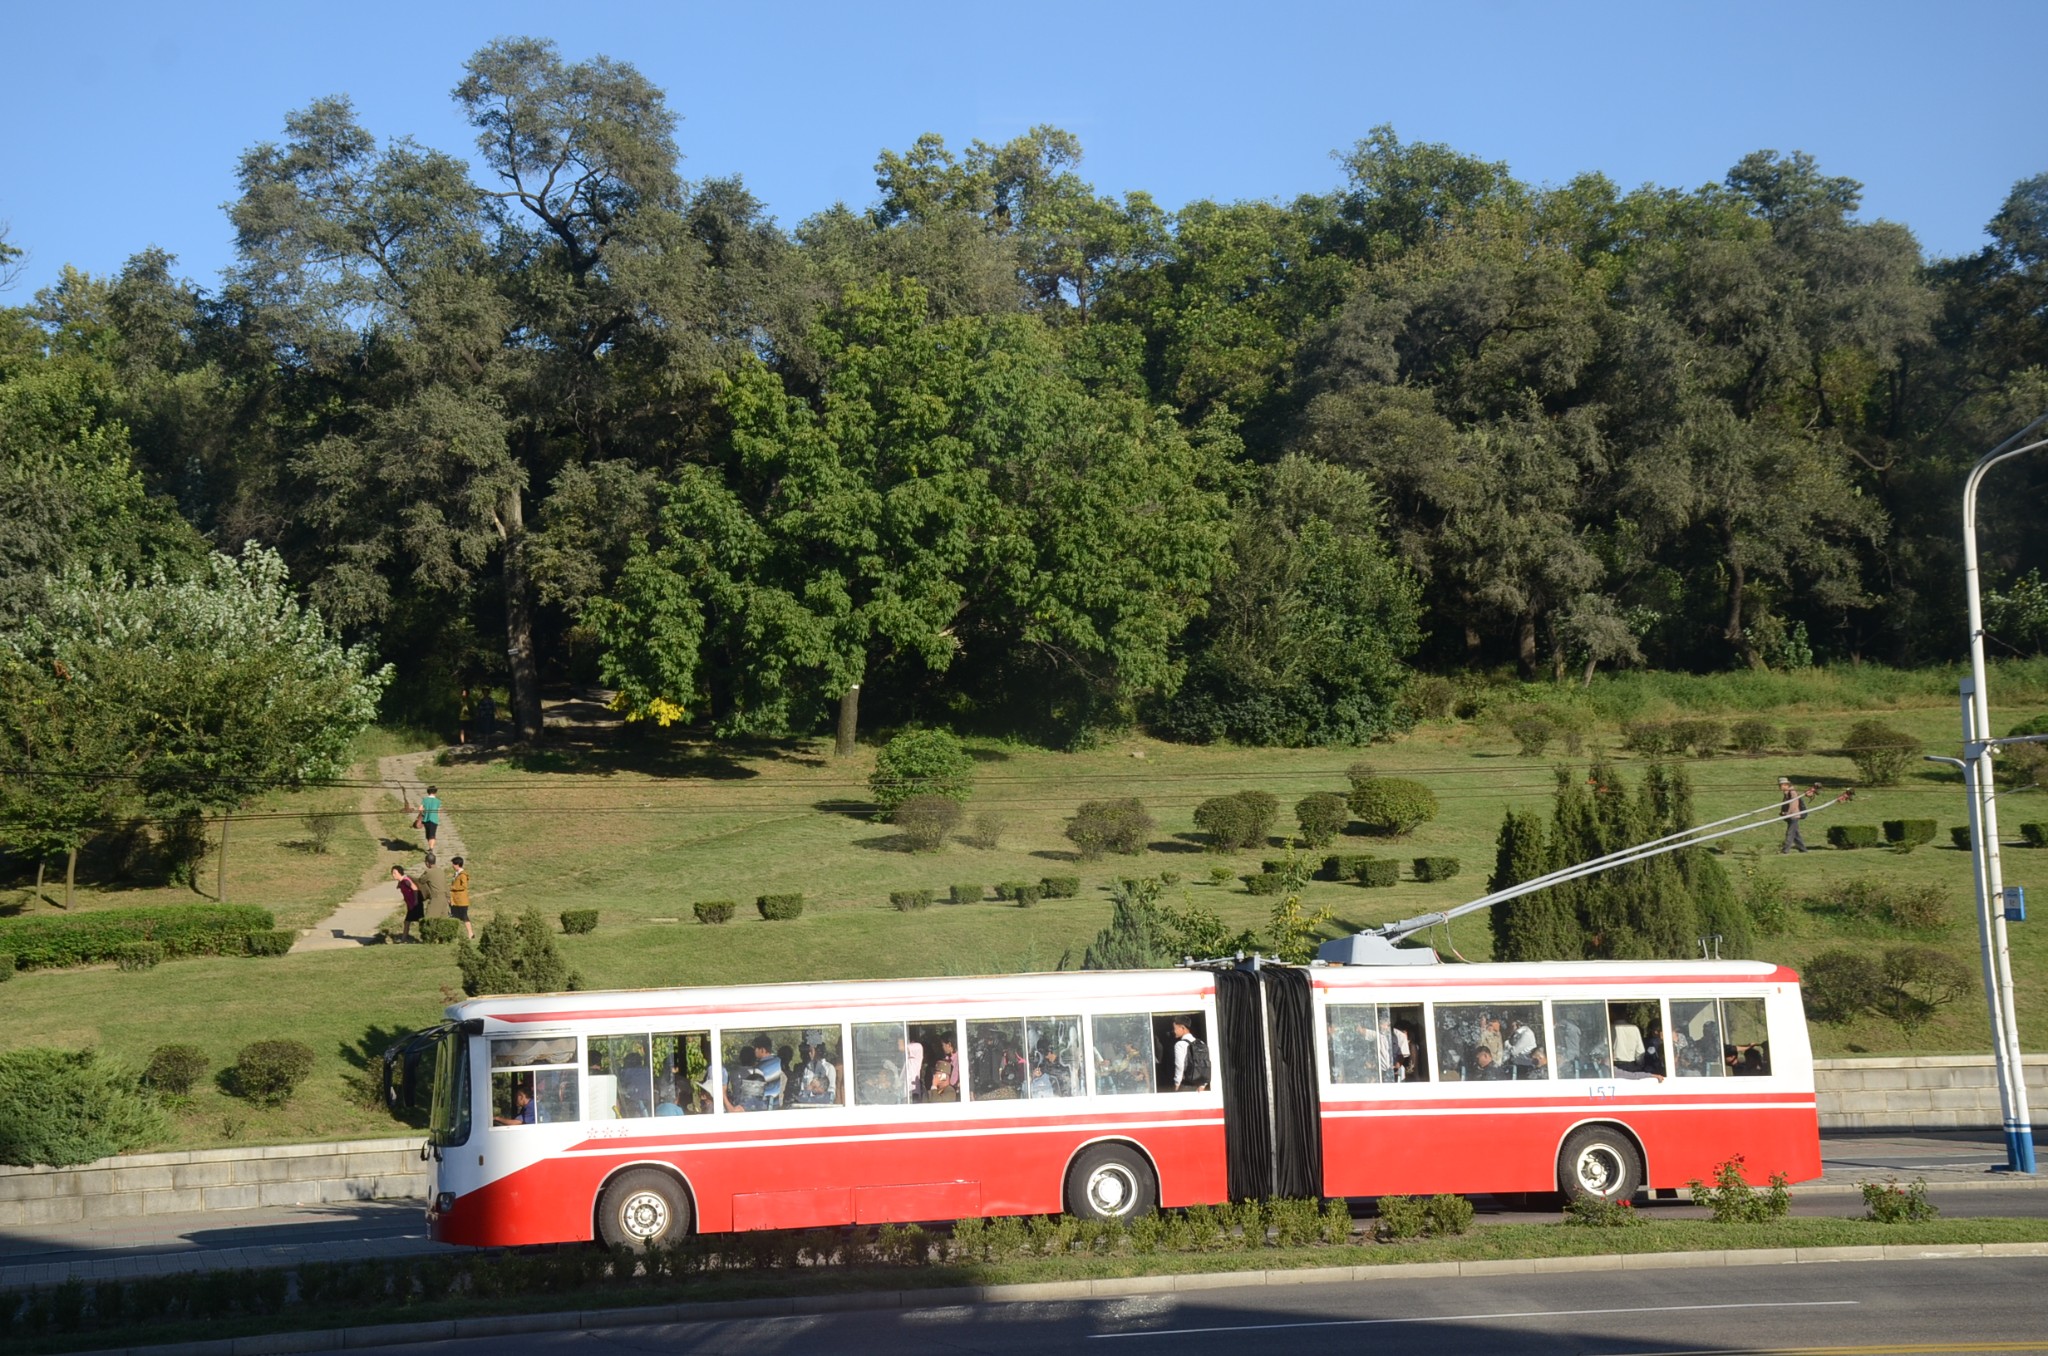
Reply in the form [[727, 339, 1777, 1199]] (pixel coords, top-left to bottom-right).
[[1213, 965, 1322, 1200]]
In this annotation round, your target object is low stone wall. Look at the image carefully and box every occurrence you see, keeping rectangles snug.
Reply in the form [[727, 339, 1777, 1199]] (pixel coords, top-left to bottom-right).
[[0, 1139, 427, 1229], [1815, 1054, 2048, 1130]]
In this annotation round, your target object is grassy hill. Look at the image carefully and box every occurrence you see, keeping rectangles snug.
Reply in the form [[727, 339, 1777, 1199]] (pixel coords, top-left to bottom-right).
[[4, 661, 2046, 1150]]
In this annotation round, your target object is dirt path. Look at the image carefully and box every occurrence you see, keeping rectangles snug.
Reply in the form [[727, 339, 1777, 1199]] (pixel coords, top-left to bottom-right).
[[291, 751, 469, 952]]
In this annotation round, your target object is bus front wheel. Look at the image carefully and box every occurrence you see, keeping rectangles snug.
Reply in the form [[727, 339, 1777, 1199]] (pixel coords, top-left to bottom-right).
[[1558, 1126, 1642, 1203], [1066, 1143, 1158, 1222], [597, 1169, 691, 1249]]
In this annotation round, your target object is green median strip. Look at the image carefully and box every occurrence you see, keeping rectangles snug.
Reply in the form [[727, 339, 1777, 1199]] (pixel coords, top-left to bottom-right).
[[9, 1216, 2048, 1356]]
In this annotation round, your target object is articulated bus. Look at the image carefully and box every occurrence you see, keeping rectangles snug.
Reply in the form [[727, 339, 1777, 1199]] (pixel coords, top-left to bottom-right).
[[386, 959, 1818, 1249]]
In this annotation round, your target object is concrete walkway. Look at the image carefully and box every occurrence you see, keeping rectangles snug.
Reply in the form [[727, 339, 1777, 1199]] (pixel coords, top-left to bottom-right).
[[292, 752, 470, 952]]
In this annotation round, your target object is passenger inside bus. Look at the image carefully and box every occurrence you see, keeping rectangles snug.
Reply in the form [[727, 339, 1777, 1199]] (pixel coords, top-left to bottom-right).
[[493, 1082, 535, 1125]]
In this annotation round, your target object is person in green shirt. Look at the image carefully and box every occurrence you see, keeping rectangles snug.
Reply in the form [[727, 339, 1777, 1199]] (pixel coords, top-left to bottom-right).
[[415, 786, 442, 848]]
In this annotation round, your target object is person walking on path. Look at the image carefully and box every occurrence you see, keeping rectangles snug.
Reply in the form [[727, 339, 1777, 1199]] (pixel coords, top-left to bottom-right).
[[458, 689, 472, 747], [448, 855, 475, 939], [418, 851, 449, 921], [1779, 776, 1818, 854], [415, 785, 442, 849], [392, 865, 423, 942]]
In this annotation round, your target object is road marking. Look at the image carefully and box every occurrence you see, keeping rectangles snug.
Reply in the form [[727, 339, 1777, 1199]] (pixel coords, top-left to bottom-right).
[[1089, 1299, 1859, 1339]]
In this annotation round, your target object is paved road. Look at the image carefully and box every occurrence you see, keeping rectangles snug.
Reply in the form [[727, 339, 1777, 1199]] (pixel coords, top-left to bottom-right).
[[384, 1257, 2048, 1356], [3, 1130, 2041, 1289]]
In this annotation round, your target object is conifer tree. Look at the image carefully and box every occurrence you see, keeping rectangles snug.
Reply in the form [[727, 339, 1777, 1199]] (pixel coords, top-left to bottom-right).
[[456, 908, 583, 997]]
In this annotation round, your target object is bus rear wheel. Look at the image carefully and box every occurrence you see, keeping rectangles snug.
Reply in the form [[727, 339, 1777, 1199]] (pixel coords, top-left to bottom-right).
[[1558, 1126, 1642, 1203], [1066, 1143, 1158, 1222], [597, 1169, 690, 1249]]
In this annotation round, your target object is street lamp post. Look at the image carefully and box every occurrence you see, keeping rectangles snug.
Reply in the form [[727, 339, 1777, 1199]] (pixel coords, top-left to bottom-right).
[[1960, 414, 2048, 1174]]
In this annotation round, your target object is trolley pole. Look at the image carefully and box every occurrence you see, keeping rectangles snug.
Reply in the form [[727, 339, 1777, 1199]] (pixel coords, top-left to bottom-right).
[[1959, 417, 2047, 1174]]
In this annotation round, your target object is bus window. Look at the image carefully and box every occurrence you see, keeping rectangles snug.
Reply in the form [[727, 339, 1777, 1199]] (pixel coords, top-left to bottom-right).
[[721, 1028, 808, 1111], [1327, 1004, 1424, 1084], [791, 1026, 845, 1106], [1671, 999, 1725, 1078], [651, 1032, 711, 1114], [1092, 1013, 1155, 1095], [1723, 998, 1770, 1075], [1025, 1017, 1081, 1098], [1156, 1013, 1211, 1091], [1552, 1001, 1611, 1079], [591, 1034, 653, 1118], [852, 1022, 912, 1105], [1609, 1000, 1665, 1077], [1433, 1002, 1543, 1081], [966, 1019, 1027, 1100], [489, 1036, 578, 1127]]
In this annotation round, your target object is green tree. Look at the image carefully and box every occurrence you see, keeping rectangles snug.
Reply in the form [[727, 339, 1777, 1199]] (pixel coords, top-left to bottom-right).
[[1081, 877, 1176, 971], [1, 545, 390, 896], [0, 657, 139, 905], [1487, 809, 1576, 960], [868, 729, 974, 815]]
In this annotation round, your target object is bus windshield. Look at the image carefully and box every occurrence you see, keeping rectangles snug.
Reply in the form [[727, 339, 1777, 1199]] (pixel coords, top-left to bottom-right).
[[429, 1029, 472, 1148]]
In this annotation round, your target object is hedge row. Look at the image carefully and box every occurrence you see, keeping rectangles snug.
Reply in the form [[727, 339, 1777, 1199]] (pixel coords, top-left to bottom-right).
[[0, 905, 278, 971], [1883, 820, 1938, 849], [1828, 824, 1883, 850]]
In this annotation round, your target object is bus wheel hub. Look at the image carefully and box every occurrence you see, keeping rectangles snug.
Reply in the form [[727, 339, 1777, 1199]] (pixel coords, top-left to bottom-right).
[[622, 1192, 669, 1238], [1090, 1168, 1131, 1212]]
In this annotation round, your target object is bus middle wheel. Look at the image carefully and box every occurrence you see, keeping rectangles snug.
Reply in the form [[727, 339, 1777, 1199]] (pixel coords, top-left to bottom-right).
[[1558, 1125, 1643, 1203], [597, 1168, 691, 1249], [1066, 1143, 1158, 1222]]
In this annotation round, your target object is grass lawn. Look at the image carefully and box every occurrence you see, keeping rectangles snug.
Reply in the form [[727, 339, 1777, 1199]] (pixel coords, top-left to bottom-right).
[[5, 663, 2048, 1149]]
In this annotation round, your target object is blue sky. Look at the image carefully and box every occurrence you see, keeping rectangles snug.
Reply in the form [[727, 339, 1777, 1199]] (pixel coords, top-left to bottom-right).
[[3, 1, 2043, 298]]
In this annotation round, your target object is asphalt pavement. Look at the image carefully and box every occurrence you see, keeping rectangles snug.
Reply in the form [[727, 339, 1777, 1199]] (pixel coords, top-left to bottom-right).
[[3, 1129, 2041, 1290], [343, 1256, 2048, 1356]]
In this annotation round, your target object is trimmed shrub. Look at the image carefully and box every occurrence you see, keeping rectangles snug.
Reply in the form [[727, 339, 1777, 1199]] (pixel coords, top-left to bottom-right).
[[1422, 1193, 1475, 1236], [1882, 819, 1938, 850], [894, 794, 965, 852], [1243, 872, 1284, 896], [1347, 777, 1438, 836], [1194, 792, 1276, 851], [1320, 854, 1371, 881], [949, 883, 984, 906], [890, 889, 934, 912], [1783, 724, 1815, 753], [1951, 825, 1972, 850], [1802, 950, 1886, 1023], [1294, 792, 1350, 847], [1879, 945, 1975, 1032], [1039, 875, 1081, 899], [1730, 718, 1775, 757], [995, 880, 1031, 901], [1207, 864, 1237, 885], [0, 954, 13, 982], [1816, 876, 1952, 934], [868, 729, 974, 815], [1354, 858, 1400, 888], [115, 941, 165, 972], [1508, 713, 1556, 757], [1669, 718, 1725, 759], [244, 929, 296, 956], [692, 900, 736, 925], [1412, 856, 1462, 883], [1621, 720, 1679, 756], [233, 1040, 317, 1107], [1066, 798, 1153, 859], [1013, 884, 1043, 908], [0, 1048, 170, 1167], [0, 904, 276, 971], [143, 1044, 209, 1097], [1826, 824, 1881, 850], [756, 894, 805, 921], [559, 909, 599, 935], [968, 812, 1007, 851], [419, 918, 462, 944], [458, 907, 586, 997], [1402, 675, 1456, 721], [1844, 719, 1919, 786], [2022, 823, 2047, 848]]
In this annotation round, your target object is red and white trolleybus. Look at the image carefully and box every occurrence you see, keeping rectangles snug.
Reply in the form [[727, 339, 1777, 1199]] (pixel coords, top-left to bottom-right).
[[388, 957, 1818, 1249]]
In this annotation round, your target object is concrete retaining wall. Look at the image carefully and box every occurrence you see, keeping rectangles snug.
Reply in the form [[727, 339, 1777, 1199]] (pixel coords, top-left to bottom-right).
[[1815, 1055, 2048, 1130], [5, 1056, 2045, 1226], [0, 1139, 426, 1229]]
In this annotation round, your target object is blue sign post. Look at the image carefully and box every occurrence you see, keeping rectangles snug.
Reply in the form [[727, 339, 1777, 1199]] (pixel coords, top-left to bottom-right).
[[2005, 886, 2026, 923]]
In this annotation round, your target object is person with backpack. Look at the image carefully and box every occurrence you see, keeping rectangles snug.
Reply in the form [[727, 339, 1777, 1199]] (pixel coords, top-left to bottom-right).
[[414, 785, 442, 849], [1171, 1016, 1210, 1091]]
